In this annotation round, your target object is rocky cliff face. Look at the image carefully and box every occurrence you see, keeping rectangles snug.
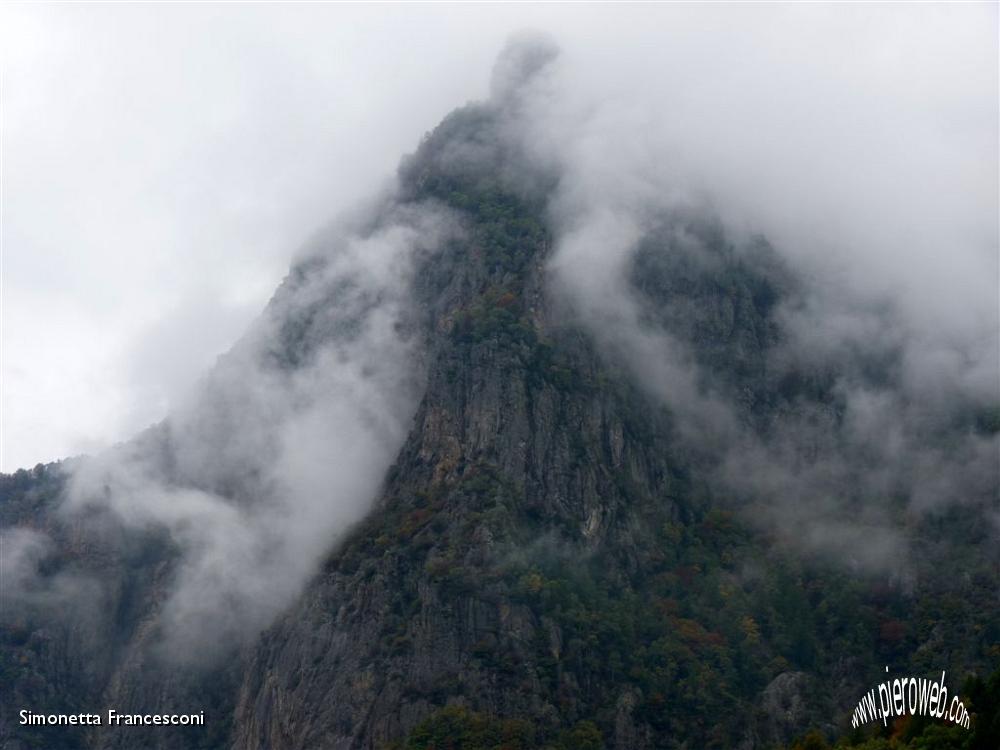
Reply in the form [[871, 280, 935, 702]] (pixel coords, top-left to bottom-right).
[[2, 41, 997, 750], [231, 140, 688, 749], [224, 101, 861, 750]]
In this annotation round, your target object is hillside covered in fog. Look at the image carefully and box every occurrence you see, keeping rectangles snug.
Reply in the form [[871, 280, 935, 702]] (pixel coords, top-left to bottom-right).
[[2, 29, 998, 750]]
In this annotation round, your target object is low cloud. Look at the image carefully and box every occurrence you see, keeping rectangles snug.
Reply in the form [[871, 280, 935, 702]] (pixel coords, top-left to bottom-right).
[[57, 199, 458, 657], [0, 527, 103, 622], [494, 27, 997, 571]]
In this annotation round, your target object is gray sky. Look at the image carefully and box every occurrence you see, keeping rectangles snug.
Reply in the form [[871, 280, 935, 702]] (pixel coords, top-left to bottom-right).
[[1, 2, 996, 472]]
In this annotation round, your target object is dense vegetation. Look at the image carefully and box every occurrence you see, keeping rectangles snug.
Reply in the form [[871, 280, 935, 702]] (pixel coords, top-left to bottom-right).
[[783, 666, 1000, 750], [397, 666, 1000, 750]]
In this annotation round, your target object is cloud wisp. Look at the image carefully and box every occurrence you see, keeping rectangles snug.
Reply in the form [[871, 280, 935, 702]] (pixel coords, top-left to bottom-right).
[[54, 199, 458, 657], [495, 26, 998, 571]]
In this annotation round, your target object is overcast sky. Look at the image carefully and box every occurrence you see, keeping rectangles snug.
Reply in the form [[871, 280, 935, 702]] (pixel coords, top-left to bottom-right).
[[1, 3, 996, 472]]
